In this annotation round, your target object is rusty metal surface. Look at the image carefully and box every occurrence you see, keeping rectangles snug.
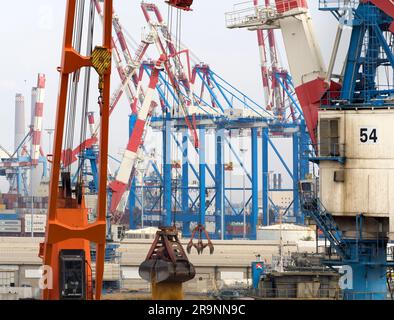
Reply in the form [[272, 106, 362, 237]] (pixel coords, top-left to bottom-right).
[[139, 226, 195, 283]]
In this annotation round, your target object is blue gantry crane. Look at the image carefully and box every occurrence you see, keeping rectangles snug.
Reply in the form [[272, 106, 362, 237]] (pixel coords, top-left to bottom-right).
[[226, 0, 394, 299]]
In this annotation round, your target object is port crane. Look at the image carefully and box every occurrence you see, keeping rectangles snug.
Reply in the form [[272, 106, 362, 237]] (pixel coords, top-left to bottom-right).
[[88, 1, 213, 255], [0, 74, 47, 196], [63, 1, 200, 222], [40, 0, 202, 300], [40, 0, 112, 300], [283, 0, 394, 299], [228, 0, 394, 299]]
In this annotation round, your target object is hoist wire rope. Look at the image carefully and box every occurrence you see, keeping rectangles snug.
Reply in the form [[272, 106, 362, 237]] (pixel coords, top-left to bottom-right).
[[64, 0, 85, 173], [77, 0, 96, 188]]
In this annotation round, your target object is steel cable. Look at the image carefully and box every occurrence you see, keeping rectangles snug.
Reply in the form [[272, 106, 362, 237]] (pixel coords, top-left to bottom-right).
[[77, 0, 96, 188]]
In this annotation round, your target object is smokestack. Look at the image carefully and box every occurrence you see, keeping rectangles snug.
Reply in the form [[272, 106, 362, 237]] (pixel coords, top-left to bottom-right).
[[15, 93, 26, 155], [273, 173, 277, 190], [278, 173, 282, 190]]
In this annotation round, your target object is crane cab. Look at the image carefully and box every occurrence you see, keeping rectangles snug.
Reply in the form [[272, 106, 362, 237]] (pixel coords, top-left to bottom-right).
[[59, 250, 86, 300], [298, 178, 319, 220], [299, 179, 317, 198]]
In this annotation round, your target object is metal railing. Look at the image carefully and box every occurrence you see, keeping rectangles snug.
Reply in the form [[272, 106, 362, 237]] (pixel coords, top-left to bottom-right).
[[319, 0, 358, 10], [343, 291, 390, 300], [310, 142, 346, 158], [225, 3, 277, 29], [322, 88, 394, 108], [225, 0, 308, 28], [252, 287, 392, 300], [254, 287, 343, 299], [300, 195, 347, 258]]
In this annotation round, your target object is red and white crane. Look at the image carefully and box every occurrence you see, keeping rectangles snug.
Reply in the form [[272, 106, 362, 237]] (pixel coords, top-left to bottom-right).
[[102, 2, 199, 215], [61, 1, 199, 219], [61, 1, 156, 169], [228, 0, 340, 142], [141, 2, 199, 146], [30, 74, 46, 166], [226, 0, 299, 121], [0, 74, 46, 171], [273, 0, 332, 143], [109, 55, 167, 213], [254, 0, 272, 110], [87, 112, 96, 138]]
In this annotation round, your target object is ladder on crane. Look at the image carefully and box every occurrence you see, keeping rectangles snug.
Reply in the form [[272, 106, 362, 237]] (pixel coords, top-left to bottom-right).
[[299, 180, 348, 259]]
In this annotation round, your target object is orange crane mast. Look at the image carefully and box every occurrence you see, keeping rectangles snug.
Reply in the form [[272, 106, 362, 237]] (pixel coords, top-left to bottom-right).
[[40, 0, 196, 300], [39, 0, 112, 300]]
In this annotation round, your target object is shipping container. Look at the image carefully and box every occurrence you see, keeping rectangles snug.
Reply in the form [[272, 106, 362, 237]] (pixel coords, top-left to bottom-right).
[[0, 220, 21, 233], [0, 214, 18, 220]]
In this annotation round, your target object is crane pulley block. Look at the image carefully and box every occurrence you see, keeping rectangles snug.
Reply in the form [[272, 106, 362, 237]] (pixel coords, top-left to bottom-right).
[[91, 46, 112, 75], [91, 46, 112, 91]]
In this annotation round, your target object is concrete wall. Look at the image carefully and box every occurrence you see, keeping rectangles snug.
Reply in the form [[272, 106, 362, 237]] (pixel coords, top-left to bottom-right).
[[318, 110, 394, 238]]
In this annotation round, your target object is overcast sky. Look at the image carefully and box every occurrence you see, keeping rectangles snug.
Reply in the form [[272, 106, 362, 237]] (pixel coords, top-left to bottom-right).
[[0, 1, 340, 192]]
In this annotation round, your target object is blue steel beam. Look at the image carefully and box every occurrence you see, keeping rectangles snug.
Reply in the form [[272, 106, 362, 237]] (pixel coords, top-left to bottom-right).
[[209, 70, 270, 116], [224, 136, 252, 182], [163, 114, 172, 226], [134, 62, 308, 236], [293, 131, 302, 224], [128, 114, 138, 229], [299, 120, 310, 180], [276, 73, 303, 118], [251, 128, 259, 239], [199, 129, 206, 225], [195, 68, 225, 112], [182, 131, 189, 227], [215, 128, 225, 239], [262, 128, 269, 226], [266, 133, 294, 179], [172, 133, 199, 180]]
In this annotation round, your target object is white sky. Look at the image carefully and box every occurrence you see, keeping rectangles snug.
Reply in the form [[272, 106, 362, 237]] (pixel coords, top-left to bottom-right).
[[0, 1, 340, 192]]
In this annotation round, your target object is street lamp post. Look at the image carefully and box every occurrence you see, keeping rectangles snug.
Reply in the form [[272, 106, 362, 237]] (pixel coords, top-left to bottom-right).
[[141, 171, 145, 229], [45, 129, 54, 174], [137, 167, 145, 229], [31, 178, 33, 238], [268, 171, 274, 226]]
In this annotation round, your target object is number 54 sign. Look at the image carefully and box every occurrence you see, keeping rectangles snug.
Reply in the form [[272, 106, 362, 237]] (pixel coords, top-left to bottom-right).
[[359, 127, 378, 144]]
